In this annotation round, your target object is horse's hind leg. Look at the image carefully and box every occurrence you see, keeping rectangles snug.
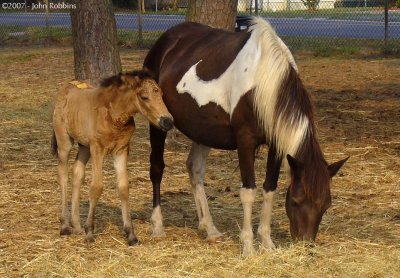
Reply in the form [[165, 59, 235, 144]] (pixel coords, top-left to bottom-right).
[[113, 148, 138, 245], [258, 143, 281, 250], [84, 144, 105, 243], [186, 142, 223, 242], [149, 125, 167, 237], [55, 130, 73, 236], [70, 144, 90, 234]]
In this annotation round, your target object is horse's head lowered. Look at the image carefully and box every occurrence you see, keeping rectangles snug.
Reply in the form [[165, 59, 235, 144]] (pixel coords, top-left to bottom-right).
[[285, 154, 349, 241], [103, 71, 174, 132]]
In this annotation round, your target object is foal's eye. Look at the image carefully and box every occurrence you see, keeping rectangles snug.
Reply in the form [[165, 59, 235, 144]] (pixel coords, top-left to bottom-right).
[[140, 95, 149, 101]]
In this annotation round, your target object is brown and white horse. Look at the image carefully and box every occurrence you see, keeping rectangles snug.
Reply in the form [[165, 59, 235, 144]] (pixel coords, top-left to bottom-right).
[[143, 17, 348, 256], [52, 70, 173, 245]]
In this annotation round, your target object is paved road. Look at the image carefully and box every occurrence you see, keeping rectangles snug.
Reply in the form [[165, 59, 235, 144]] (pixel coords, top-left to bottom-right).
[[1, 13, 400, 39]]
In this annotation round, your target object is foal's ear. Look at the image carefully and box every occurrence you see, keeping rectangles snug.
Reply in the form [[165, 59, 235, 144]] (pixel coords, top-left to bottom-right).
[[287, 154, 303, 172], [120, 75, 140, 89], [327, 156, 349, 177]]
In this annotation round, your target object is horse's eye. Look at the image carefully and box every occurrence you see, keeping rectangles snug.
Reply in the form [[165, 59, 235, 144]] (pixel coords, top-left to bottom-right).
[[140, 95, 149, 101]]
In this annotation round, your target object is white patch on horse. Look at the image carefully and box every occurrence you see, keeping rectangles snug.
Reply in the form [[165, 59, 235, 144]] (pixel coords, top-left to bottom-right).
[[176, 37, 261, 116]]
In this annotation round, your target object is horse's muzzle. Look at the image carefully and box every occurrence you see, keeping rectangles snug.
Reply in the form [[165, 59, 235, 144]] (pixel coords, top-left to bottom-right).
[[159, 116, 174, 131]]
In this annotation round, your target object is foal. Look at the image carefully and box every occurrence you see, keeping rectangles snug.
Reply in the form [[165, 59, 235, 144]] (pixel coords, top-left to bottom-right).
[[52, 70, 173, 245]]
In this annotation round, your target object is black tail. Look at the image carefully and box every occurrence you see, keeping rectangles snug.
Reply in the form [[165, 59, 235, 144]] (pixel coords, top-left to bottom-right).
[[51, 130, 58, 158]]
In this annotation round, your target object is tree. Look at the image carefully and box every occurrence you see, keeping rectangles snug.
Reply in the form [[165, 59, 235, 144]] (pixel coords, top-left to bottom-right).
[[70, 0, 121, 83], [187, 0, 238, 30]]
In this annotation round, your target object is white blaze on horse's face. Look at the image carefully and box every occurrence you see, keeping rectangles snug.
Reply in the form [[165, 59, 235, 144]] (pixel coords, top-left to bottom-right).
[[176, 36, 261, 116]]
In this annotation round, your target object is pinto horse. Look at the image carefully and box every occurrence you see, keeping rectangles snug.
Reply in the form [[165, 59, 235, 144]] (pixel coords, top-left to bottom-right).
[[143, 17, 348, 256], [52, 70, 173, 245]]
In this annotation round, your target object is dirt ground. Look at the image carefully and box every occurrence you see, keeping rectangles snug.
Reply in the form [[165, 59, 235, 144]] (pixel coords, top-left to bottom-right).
[[0, 47, 399, 277]]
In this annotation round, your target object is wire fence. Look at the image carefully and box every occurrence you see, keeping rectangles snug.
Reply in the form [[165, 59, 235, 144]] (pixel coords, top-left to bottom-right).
[[0, 0, 399, 53]]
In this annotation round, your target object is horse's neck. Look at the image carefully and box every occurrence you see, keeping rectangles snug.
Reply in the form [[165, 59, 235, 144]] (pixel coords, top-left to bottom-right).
[[298, 130, 327, 175]]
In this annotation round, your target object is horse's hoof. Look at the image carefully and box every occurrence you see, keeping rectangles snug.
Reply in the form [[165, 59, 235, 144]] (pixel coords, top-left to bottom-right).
[[60, 226, 72, 236], [206, 232, 224, 243], [151, 228, 166, 238], [242, 246, 257, 258]]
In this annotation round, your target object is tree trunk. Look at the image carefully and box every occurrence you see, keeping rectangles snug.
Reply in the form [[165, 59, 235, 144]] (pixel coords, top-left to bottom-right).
[[71, 0, 121, 83], [187, 0, 238, 30]]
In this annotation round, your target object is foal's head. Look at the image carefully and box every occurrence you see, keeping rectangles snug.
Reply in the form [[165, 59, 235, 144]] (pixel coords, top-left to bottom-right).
[[285, 154, 348, 241], [102, 70, 174, 131]]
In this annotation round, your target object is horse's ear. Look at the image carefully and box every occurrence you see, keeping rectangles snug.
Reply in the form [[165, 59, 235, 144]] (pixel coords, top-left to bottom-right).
[[327, 156, 349, 177], [287, 154, 303, 172]]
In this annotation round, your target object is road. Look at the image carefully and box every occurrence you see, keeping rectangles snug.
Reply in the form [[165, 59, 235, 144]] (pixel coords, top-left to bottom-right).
[[1, 13, 400, 39]]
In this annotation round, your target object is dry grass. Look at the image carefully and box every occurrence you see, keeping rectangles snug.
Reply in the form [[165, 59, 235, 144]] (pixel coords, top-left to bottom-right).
[[0, 47, 399, 277]]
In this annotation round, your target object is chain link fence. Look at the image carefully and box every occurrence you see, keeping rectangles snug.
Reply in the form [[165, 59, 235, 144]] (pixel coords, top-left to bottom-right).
[[1, 0, 399, 53]]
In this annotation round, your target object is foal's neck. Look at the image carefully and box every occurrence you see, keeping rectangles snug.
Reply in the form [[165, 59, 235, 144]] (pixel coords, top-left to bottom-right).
[[97, 86, 137, 128]]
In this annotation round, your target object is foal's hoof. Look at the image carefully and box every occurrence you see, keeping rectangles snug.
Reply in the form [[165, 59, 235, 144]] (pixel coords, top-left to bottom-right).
[[60, 226, 72, 236], [85, 234, 95, 244], [128, 237, 139, 246]]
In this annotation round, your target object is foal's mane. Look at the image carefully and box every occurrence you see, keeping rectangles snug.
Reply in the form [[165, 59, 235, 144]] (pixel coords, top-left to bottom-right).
[[100, 70, 154, 88], [249, 17, 330, 203]]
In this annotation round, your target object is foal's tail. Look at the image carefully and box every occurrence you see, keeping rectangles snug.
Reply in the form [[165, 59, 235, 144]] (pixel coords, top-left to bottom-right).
[[51, 130, 58, 158]]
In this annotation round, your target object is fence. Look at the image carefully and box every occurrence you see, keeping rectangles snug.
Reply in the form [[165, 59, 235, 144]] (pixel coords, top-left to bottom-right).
[[0, 0, 399, 53]]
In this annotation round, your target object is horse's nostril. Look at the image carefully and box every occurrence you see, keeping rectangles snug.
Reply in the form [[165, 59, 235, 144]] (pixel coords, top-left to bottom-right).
[[159, 117, 174, 131]]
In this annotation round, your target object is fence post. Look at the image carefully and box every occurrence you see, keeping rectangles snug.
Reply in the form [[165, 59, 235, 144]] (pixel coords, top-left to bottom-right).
[[384, 0, 389, 53], [137, 0, 143, 47], [255, 0, 259, 15], [45, 0, 51, 43]]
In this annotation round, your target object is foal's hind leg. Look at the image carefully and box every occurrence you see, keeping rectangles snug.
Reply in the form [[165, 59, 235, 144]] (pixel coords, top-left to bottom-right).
[[113, 148, 138, 245], [70, 144, 90, 234], [55, 130, 73, 236], [186, 142, 223, 242], [84, 144, 105, 243], [258, 144, 281, 250]]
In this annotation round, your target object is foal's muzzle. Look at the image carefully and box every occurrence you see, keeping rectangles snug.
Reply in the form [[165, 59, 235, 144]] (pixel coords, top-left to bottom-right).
[[159, 116, 174, 131]]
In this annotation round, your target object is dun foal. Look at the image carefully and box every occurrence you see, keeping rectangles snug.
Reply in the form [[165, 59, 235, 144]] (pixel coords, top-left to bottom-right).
[[52, 70, 173, 245]]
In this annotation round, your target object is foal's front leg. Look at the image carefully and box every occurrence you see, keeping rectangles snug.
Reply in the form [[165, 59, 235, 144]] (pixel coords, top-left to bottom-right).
[[113, 148, 138, 245], [84, 144, 105, 243]]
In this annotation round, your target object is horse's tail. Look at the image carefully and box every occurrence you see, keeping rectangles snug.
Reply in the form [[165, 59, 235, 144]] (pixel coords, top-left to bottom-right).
[[250, 17, 312, 159], [51, 130, 58, 158]]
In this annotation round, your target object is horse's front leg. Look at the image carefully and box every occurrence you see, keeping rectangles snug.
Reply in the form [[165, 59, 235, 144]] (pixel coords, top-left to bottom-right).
[[237, 134, 257, 257], [258, 143, 281, 250], [113, 147, 138, 245], [149, 125, 167, 237], [186, 142, 223, 242], [84, 144, 105, 243]]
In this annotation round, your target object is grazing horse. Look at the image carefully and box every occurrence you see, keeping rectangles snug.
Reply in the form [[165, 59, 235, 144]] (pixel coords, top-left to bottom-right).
[[143, 17, 348, 256], [52, 70, 174, 245]]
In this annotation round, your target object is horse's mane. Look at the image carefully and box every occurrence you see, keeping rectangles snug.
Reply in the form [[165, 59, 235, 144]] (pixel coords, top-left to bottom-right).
[[100, 70, 155, 88], [249, 17, 329, 203]]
